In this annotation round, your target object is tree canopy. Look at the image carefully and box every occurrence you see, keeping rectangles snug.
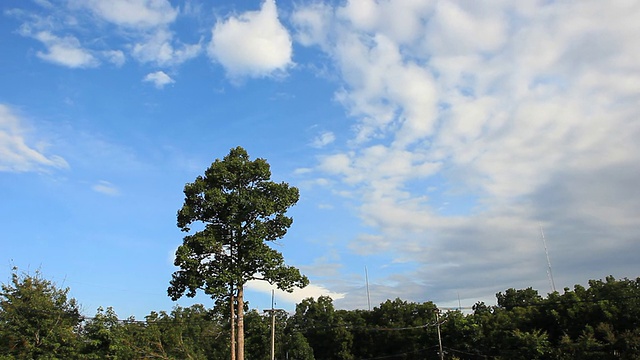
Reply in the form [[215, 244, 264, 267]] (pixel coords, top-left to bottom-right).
[[0, 268, 82, 359]]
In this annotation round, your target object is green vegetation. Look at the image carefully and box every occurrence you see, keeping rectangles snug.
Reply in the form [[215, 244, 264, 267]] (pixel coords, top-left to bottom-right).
[[2, 269, 639, 359], [0, 269, 81, 359]]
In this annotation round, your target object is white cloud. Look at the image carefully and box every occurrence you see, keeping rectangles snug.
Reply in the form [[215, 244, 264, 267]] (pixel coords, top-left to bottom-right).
[[293, 167, 312, 175], [294, 1, 640, 307], [68, 0, 199, 67], [331, 32, 438, 145], [208, 0, 292, 79], [132, 29, 202, 66], [103, 50, 126, 67], [311, 131, 335, 148], [77, 0, 178, 28], [319, 147, 440, 187], [318, 153, 352, 178], [92, 180, 120, 196], [424, 1, 507, 55], [33, 31, 98, 68], [0, 104, 68, 173], [143, 71, 174, 89], [246, 280, 345, 306], [337, 0, 432, 44], [13, 0, 202, 69], [33, 0, 54, 9], [291, 2, 333, 48]]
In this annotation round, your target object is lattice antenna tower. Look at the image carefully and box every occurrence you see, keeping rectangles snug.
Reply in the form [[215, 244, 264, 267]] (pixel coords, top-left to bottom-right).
[[539, 225, 557, 293], [365, 266, 371, 311]]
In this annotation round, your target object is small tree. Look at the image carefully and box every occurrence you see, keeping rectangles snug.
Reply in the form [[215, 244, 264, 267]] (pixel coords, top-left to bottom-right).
[[81, 306, 120, 359], [0, 268, 82, 359], [168, 146, 309, 360]]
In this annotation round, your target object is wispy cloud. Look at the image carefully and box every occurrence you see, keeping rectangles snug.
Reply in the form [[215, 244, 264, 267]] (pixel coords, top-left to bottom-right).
[[75, 0, 178, 29], [143, 71, 175, 89], [14, 0, 199, 69], [81, 0, 201, 67], [132, 29, 202, 67], [32, 31, 98, 68], [208, 0, 292, 80], [91, 180, 120, 196], [103, 50, 125, 67], [311, 131, 335, 148], [0, 104, 68, 173]]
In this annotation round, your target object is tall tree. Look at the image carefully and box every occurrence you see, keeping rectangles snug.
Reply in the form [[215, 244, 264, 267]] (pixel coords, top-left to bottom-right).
[[168, 146, 309, 360]]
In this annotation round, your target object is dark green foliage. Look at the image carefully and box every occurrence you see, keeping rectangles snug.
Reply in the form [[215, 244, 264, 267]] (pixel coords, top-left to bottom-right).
[[0, 269, 82, 359], [364, 298, 439, 359], [244, 310, 271, 360], [4, 263, 640, 359], [282, 331, 315, 360], [169, 146, 309, 301], [80, 306, 124, 359], [242, 308, 315, 360], [439, 310, 483, 358], [470, 276, 640, 360], [291, 296, 353, 360], [286, 277, 640, 360], [82, 304, 227, 360]]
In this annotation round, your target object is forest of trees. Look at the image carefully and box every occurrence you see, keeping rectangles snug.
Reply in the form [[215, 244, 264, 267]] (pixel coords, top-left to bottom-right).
[[1, 269, 639, 359]]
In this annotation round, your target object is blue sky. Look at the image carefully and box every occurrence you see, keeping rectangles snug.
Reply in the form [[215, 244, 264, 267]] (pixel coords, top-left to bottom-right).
[[2, 0, 640, 319]]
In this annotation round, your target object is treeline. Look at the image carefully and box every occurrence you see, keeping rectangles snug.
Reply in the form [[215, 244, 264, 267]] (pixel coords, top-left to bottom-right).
[[1, 270, 639, 359]]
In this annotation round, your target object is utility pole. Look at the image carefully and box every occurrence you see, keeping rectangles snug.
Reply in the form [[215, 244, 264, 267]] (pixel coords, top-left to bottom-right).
[[263, 290, 283, 360], [435, 309, 444, 360]]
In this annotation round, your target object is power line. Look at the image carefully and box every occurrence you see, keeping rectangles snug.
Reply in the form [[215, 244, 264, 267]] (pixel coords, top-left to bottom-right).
[[359, 345, 440, 360]]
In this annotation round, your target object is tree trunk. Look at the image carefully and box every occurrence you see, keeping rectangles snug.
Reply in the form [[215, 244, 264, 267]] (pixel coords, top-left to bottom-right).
[[231, 289, 236, 360], [237, 284, 245, 360]]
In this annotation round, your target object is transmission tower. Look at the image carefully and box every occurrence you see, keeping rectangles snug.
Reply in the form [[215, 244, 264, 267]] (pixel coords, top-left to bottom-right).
[[539, 225, 557, 293]]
